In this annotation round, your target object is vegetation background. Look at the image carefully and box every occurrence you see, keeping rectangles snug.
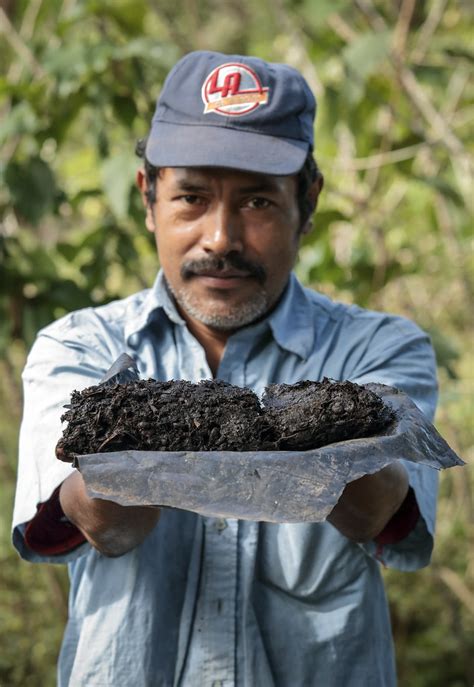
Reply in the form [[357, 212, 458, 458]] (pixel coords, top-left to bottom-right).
[[0, 0, 472, 685]]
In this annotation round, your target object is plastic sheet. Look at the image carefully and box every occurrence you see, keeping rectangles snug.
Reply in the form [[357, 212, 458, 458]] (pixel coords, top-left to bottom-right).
[[75, 383, 464, 523]]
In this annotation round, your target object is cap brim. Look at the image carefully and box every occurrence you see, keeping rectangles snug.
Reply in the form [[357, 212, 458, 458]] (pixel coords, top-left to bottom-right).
[[145, 122, 309, 176]]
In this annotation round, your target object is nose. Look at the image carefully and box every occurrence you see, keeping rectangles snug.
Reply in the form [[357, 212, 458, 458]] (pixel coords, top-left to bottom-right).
[[200, 204, 244, 255]]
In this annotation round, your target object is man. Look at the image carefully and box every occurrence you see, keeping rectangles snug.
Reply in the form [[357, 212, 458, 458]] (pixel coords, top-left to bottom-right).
[[13, 51, 438, 686]]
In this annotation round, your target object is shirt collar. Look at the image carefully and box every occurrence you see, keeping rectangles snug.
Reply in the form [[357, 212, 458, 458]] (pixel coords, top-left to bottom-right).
[[265, 272, 315, 359], [125, 270, 315, 359], [124, 270, 184, 343]]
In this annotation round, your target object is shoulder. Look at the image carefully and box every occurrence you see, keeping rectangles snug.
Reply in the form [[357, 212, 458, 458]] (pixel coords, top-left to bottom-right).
[[36, 288, 150, 345], [23, 289, 151, 381], [302, 284, 424, 338], [294, 281, 437, 418]]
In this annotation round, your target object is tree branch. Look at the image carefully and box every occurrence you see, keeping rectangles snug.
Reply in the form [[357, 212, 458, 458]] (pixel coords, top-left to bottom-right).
[[7, 0, 43, 81], [397, 66, 466, 157], [270, 0, 324, 99], [392, 0, 416, 59], [327, 13, 357, 42], [20, 0, 42, 40], [327, 141, 430, 170], [442, 67, 470, 122], [0, 6, 46, 78], [354, 0, 387, 31], [436, 566, 474, 615], [411, 0, 449, 64]]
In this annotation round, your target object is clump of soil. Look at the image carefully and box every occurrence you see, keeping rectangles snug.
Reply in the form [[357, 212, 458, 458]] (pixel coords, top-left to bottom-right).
[[262, 379, 395, 450], [56, 377, 395, 461], [56, 379, 273, 460]]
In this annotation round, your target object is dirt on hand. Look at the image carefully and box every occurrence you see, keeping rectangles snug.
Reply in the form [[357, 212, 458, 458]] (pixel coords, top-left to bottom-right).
[[55, 377, 396, 461]]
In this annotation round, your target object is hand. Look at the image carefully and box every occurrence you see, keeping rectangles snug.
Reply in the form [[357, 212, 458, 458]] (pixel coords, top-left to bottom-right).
[[60, 471, 161, 557], [327, 462, 409, 542]]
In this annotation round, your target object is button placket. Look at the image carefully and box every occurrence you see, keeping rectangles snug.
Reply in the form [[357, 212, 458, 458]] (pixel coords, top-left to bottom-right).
[[181, 518, 239, 686]]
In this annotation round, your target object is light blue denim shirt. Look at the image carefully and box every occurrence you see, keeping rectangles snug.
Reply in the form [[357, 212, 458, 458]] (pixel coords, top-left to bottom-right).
[[13, 271, 439, 687]]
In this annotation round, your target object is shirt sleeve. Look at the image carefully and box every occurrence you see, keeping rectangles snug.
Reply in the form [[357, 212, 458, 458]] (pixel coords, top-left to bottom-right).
[[347, 313, 439, 572], [12, 310, 117, 564], [23, 486, 86, 555]]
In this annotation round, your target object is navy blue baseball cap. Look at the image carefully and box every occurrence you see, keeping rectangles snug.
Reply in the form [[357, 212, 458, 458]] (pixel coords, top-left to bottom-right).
[[145, 51, 316, 176]]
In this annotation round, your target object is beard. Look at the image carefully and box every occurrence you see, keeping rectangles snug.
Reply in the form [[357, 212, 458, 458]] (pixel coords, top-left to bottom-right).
[[168, 282, 270, 330], [165, 254, 271, 331]]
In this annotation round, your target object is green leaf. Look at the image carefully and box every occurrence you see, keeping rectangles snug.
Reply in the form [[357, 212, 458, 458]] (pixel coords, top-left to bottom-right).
[[112, 95, 138, 127], [301, 210, 346, 246], [413, 176, 464, 207], [425, 326, 460, 379], [343, 31, 391, 81], [302, 0, 351, 26], [5, 158, 57, 225], [0, 102, 38, 144], [112, 38, 170, 62], [100, 151, 138, 219], [443, 46, 474, 62], [42, 42, 91, 80], [87, 0, 147, 35]]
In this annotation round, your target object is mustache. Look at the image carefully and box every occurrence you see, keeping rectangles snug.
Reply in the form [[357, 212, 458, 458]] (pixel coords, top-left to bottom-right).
[[181, 254, 267, 285]]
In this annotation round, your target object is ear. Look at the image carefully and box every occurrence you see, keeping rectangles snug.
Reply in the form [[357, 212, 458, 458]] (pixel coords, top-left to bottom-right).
[[300, 173, 324, 236], [136, 168, 156, 233]]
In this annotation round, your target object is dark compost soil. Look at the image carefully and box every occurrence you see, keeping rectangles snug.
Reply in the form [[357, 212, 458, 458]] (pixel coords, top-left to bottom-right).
[[56, 379, 272, 458], [56, 378, 396, 460], [262, 379, 395, 450]]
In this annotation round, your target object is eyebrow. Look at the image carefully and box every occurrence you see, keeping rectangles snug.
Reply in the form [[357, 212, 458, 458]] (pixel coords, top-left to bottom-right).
[[174, 180, 211, 194], [174, 177, 283, 195], [237, 181, 282, 194]]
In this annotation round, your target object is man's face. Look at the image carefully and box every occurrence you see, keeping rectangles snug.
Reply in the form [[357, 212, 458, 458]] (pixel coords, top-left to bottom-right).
[[139, 166, 310, 331]]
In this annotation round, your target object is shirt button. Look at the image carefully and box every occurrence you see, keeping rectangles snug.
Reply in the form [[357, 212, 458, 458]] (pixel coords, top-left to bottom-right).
[[215, 518, 227, 532]]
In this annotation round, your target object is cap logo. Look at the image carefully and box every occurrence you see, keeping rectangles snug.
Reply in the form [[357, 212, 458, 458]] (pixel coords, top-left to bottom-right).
[[201, 62, 269, 117]]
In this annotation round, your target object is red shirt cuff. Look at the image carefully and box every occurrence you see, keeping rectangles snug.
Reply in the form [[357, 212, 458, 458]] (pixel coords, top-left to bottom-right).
[[24, 486, 86, 556], [374, 487, 420, 563]]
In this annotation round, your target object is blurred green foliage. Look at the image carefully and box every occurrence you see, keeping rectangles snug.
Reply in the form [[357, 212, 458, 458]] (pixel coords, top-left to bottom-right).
[[0, 0, 473, 685]]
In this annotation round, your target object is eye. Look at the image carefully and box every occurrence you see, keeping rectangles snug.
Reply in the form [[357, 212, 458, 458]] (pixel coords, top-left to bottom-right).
[[246, 197, 272, 210], [180, 194, 205, 205]]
